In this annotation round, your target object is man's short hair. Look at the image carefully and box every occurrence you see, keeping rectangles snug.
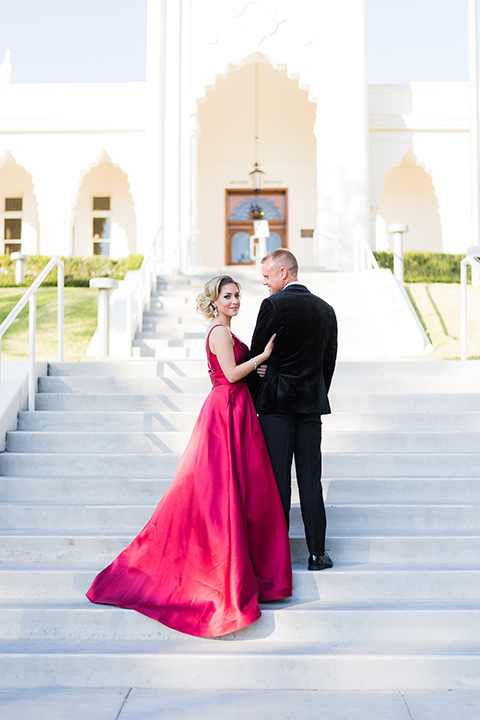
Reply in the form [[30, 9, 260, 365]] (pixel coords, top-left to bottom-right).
[[261, 248, 298, 275]]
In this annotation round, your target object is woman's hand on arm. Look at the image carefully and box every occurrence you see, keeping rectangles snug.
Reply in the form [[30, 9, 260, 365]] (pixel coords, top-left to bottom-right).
[[210, 326, 275, 383], [257, 364, 268, 378]]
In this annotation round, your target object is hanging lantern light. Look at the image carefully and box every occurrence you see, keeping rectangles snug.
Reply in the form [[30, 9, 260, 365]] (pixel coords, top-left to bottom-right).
[[249, 162, 265, 194], [249, 64, 265, 193]]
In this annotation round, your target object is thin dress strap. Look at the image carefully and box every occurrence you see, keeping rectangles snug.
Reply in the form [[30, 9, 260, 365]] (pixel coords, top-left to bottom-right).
[[206, 324, 231, 374]]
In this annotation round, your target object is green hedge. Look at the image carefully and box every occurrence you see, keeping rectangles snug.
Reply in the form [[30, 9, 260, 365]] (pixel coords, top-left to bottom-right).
[[373, 251, 466, 283], [0, 254, 144, 287]]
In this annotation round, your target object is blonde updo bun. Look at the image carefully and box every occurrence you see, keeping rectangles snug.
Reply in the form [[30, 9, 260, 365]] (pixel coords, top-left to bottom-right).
[[196, 275, 241, 319]]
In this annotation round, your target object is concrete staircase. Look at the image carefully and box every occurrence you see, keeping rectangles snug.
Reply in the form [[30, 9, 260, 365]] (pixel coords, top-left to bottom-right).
[[1, 272, 480, 690]]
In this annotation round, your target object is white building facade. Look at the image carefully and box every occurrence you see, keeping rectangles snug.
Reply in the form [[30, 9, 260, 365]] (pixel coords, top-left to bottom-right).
[[0, 0, 475, 272]]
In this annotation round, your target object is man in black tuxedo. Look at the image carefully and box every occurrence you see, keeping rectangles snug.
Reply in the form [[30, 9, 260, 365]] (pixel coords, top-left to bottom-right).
[[249, 248, 337, 570]]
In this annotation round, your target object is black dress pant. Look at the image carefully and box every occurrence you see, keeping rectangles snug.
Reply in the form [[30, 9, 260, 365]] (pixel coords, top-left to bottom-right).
[[259, 413, 326, 556]]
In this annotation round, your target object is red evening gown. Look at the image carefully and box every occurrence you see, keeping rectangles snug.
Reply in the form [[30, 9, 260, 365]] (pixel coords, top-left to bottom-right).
[[86, 326, 292, 638]]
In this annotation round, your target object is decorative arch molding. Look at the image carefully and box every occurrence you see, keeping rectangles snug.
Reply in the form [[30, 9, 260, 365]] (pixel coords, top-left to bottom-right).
[[381, 149, 441, 207], [0, 150, 39, 212], [376, 149, 443, 253], [70, 150, 138, 258], [195, 51, 317, 107], [69, 150, 136, 226]]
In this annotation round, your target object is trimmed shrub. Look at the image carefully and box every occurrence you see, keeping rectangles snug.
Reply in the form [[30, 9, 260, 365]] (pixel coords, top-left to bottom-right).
[[0, 254, 144, 288], [373, 251, 465, 283]]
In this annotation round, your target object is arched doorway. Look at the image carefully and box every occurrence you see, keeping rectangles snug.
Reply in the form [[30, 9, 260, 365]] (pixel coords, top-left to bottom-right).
[[197, 58, 316, 267], [377, 151, 442, 253]]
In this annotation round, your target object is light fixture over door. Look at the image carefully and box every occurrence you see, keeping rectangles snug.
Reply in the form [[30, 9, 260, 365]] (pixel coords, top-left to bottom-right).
[[248, 63, 265, 194]]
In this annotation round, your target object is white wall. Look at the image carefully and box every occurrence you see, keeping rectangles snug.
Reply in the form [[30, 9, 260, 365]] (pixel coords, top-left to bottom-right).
[[0, 83, 149, 257], [369, 82, 472, 254]]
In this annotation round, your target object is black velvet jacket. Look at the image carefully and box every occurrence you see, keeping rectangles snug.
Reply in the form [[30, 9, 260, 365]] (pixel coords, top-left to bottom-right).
[[248, 284, 338, 414]]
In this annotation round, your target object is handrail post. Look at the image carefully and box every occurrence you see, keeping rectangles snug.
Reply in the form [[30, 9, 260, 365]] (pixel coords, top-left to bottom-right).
[[11, 252, 27, 285], [57, 262, 64, 362], [126, 292, 133, 357], [0, 255, 65, 411], [460, 259, 468, 361], [138, 279, 144, 333], [28, 293, 36, 411], [89, 278, 119, 357], [387, 224, 409, 284]]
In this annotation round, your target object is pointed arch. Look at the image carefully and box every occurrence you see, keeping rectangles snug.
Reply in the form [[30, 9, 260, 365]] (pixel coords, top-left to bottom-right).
[[376, 150, 443, 253], [71, 152, 137, 258], [196, 51, 317, 106], [0, 151, 39, 254], [195, 55, 317, 267]]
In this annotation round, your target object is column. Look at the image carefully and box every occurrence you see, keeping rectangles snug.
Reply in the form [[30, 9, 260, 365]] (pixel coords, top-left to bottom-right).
[[469, 0, 480, 286], [146, 0, 166, 266], [189, 113, 201, 267]]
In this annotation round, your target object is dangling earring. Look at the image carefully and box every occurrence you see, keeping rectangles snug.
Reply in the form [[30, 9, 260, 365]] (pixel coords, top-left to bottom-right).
[[213, 307, 218, 318]]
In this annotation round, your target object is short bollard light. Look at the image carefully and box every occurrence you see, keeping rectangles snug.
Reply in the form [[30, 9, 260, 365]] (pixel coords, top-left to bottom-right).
[[387, 224, 409, 284], [89, 277, 119, 357], [11, 252, 27, 285]]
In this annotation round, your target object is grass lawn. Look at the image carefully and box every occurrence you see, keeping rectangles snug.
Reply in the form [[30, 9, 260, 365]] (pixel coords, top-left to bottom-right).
[[0, 288, 98, 361], [406, 283, 480, 360]]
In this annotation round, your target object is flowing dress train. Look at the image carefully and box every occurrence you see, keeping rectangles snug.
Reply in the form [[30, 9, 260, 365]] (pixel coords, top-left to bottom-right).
[[86, 327, 292, 637]]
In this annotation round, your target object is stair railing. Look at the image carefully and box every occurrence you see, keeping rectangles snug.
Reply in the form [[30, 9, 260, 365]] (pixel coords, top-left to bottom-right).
[[354, 232, 379, 273], [460, 246, 480, 360], [0, 256, 64, 411], [125, 238, 157, 356]]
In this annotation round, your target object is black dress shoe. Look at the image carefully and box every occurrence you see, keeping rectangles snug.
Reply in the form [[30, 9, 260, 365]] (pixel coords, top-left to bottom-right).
[[308, 552, 333, 571]]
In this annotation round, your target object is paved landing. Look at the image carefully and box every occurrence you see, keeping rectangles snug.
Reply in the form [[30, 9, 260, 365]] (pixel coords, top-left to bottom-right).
[[0, 689, 478, 720]]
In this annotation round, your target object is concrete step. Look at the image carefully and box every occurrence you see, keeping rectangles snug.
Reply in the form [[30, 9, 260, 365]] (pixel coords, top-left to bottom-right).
[[1, 603, 479, 645], [7, 429, 480, 455], [332, 360, 480, 377], [17, 411, 200, 432], [37, 374, 480, 396], [32, 391, 480, 413], [47, 360, 208, 378], [38, 376, 211, 395], [1, 451, 479, 477], [130, 343, 205, 359], [1, 502, 479, 534], [34, 393, 206, 412], [1, 639, 479, 690], [141, 319, 207, 332], [135, 325, 206, 337], [134, 331, 206, 342], [45, 359, 479, 379], [2, 566, 480, 604], [1, 532, 478, 568], [0, 528, 480, 570], [18, 410, 480, 433], [2, 475, 479, 505]]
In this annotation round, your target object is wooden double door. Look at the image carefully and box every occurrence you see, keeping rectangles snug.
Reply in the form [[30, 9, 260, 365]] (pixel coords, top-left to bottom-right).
[[225, 189, 288, 265]]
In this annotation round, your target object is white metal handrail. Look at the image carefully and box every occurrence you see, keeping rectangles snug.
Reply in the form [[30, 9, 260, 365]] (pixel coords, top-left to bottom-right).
[[460, 247, 480, 360], [354, 233, 380, 273], [125, 239, 157, 355], [0, 256, 64, 411]]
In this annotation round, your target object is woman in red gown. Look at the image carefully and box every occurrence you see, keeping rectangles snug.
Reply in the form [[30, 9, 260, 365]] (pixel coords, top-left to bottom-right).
[[86, 275, 292, 638]]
